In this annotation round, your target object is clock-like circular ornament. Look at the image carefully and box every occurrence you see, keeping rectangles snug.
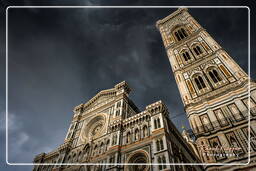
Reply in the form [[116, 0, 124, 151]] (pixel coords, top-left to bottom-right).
[[81, 113, 107, 143], [88, 119, 104, 139]]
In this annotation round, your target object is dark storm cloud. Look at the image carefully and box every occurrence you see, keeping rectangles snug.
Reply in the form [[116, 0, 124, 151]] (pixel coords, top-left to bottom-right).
[[0, 0, 255, 171]]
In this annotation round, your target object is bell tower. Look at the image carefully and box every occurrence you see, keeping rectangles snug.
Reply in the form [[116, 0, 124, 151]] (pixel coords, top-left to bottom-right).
[[156, 8, 256, 170]]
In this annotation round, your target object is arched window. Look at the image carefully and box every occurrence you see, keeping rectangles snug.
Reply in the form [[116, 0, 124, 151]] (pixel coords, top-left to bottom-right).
[[175, 32, 180, 41], [156, 140, 160, 151], [198, 76, 206, 88], [160, 139, 164, 150], [174, 28, 188, 41], [66, 155, 71, 164], [142, 126, 148, 137], [103, 140, 110, 152], [195, 78, 201, 90], [73, 153, 76, 163], [157, 118, 161, 128], [99, 143, 104, 154], [193, 45, 203, 55], [213, 69, 222, 81], [93, 145, 97, 156], [182, 51, 191, 61], [134, 129, 140, 141], [162, 156, 167, 169], [83, 145, 90, 159], [126, 132, 131, 144], [158, 157, 162, 170], [181, 28, 188, 37], [109, 155, 115, 164], [194, 75, 206, 90], [156, 139, 164, 151], [154, 118, 161, 129], [112, 134, 117, 145], [78, 151, 82, 162], [158, 155, 167, 170], [208, 69, 222, 83]]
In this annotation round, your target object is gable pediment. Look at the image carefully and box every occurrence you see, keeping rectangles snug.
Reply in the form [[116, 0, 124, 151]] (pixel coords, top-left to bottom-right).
[[83, 88, 116, 110]]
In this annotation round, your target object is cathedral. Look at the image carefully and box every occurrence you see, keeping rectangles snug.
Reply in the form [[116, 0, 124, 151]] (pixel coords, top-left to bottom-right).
[[33, 8, 256, 171], [33, 81, 203, 171]]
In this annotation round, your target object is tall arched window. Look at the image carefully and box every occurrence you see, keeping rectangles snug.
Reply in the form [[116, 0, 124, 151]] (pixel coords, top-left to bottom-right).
[[162, 156, 167, 169], [160, 139, 164, 150], [134, 129, 140, 141], [156, 139, 164, 151], [193, 45, 203, 55], [158, 157, 162, 170], [93, 145, 97, 156], [84, 145, 90, 159], [154, 118, 161, 129], [175, 32, 180, 41], [174, 28, 188, 41], [157, 118, 161, 128], [182, 51, 191, 61], [208, 69, 222, 83], [112, 134, 117, 145], [195, 78, 201, 90], [158, 155, 167, 170], [99, 143, 104, 154], [142, 126, 148, 137], [154, 119, 157, 129], [73, 153, 77, 163], [67, 155, 71, 164], [78, 151, 82, 162], [156, 140, 160, 151], [126, 132, 131, 144], [194, 75, 206, 90]]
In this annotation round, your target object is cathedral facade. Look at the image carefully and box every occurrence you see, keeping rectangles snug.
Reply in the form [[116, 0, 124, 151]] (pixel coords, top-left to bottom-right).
[[33, 81, 203, 171], [156, 8, 256, 170]]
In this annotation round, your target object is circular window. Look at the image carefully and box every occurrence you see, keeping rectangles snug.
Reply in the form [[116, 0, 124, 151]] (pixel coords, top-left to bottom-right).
[[89, 120, 104, 139], [82, 114, 106, 141]]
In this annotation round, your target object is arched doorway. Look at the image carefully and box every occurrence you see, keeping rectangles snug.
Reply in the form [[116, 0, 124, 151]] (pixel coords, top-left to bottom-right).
[[125, 150, 150, 171]]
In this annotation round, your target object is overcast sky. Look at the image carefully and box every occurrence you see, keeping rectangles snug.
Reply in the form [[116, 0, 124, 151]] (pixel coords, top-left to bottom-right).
[[0, 0, 255, 171]]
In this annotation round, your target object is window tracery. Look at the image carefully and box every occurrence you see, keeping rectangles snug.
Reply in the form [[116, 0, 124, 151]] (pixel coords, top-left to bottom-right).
[[182, 51, 191, 61], [142, 125, 148, 138], [112, 134, 117, 145], [158, 155, 167, 170], [156, 138, 164, 151], [126, 132, 131, 144], [193, 45, 203, 56], [173, 27, 188, 41], [134, 129, 140, 141], [209, 69, 222, 83], [154, 117, 161, 129]]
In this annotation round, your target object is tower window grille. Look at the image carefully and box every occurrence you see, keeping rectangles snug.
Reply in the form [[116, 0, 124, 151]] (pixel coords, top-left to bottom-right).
[[182, 51, 191, 61], [154, 118, 161, 129], [194, 76, 206, 90], [174, 28, 188, 41], [209, 69, 222, 83], [193, 45, 203, 55]]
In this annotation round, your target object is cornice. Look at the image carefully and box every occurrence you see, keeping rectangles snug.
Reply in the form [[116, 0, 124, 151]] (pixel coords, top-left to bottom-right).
[[156, 8, 188, 29]]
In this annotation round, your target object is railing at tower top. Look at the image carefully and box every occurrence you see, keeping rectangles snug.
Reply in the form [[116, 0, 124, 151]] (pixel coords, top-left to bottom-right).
[[186, 107, 256, 139]]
